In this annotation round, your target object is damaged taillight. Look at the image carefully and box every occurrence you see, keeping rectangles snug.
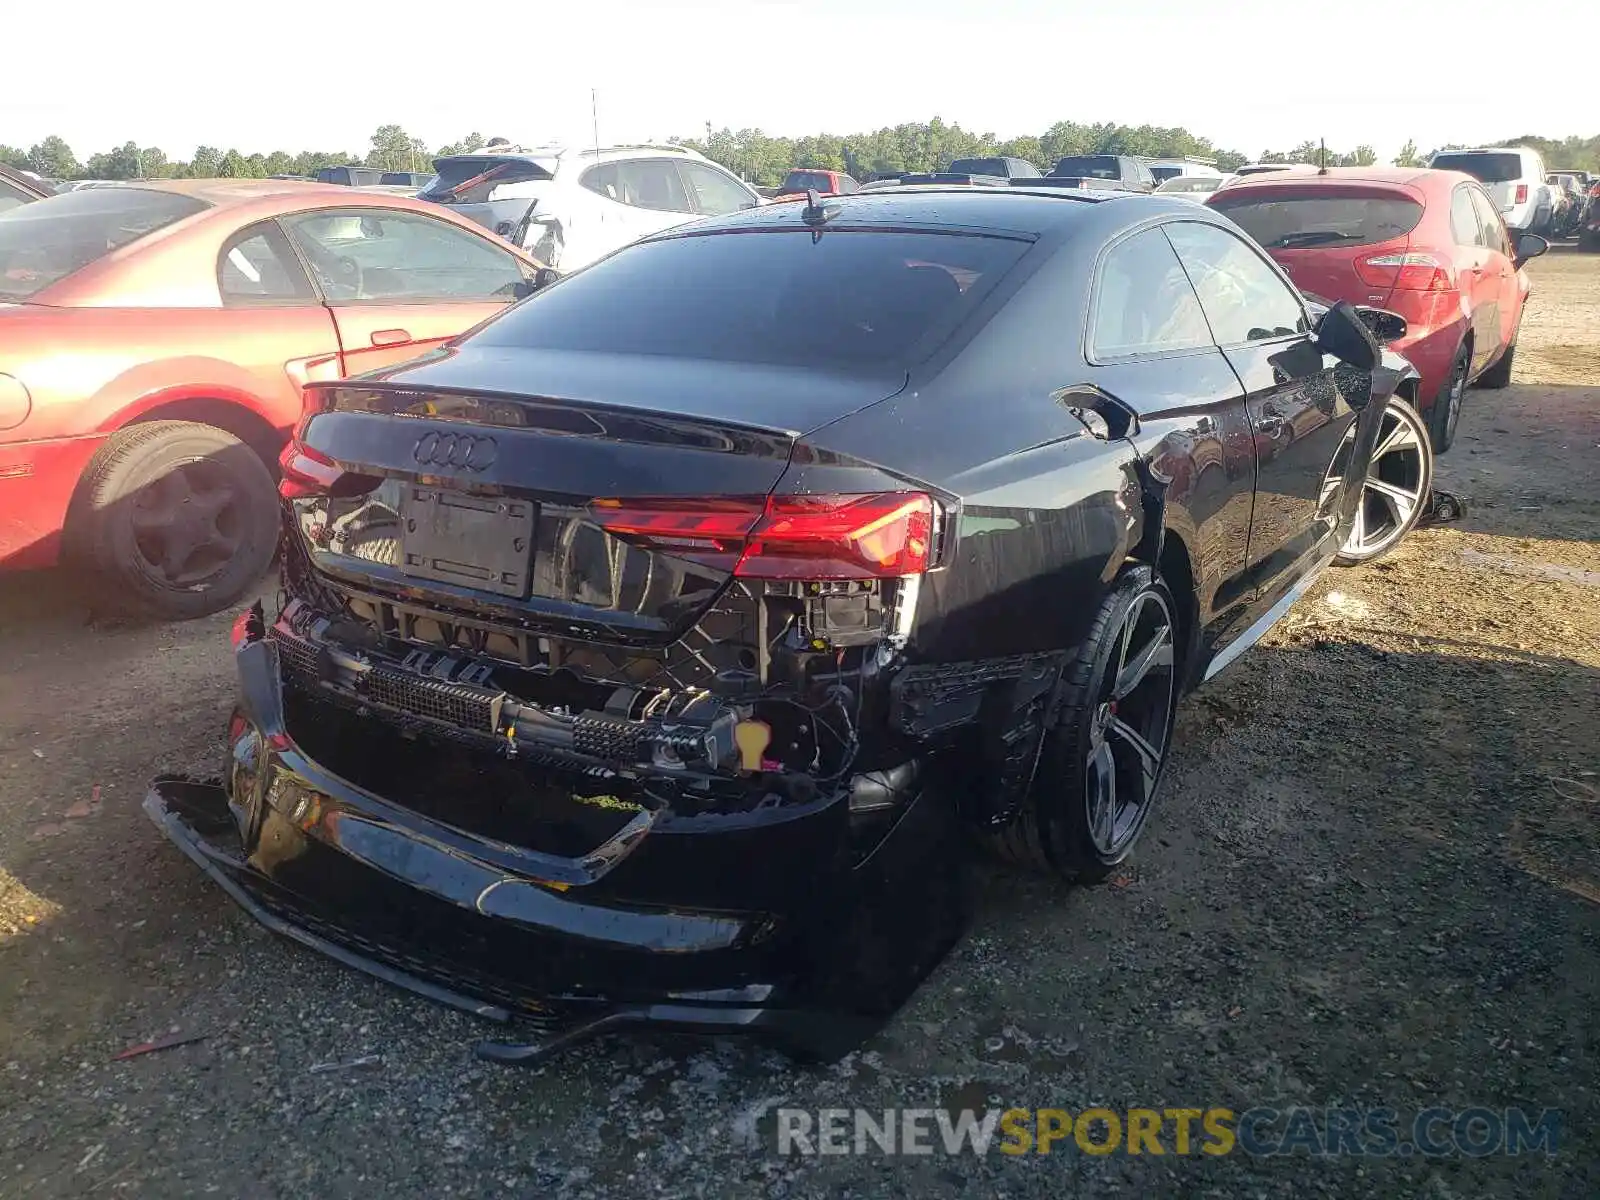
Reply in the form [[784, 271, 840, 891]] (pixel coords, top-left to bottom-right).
[[277, 440, 379, 501], [590, 492, 936, 579]]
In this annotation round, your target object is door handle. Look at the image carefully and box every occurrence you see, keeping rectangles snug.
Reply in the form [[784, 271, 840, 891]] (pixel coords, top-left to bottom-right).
[[370, 328, 411, 347], [1256, 415, 1287, 438]]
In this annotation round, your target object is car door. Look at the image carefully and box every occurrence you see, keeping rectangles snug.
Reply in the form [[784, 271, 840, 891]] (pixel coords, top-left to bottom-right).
[[1164, 220, 1357, 608], [215, 220, 346, 421], [676, 162, 760, 217], [1448, 184, 1499, 376], [282, 207, 530, 376], [1085, 224, 1260, 660], [1469, 186, 1520, 355]]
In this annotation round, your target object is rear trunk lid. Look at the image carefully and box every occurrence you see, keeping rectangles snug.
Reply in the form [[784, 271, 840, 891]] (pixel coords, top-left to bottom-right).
[[422, 155, 559, 240], [1208, 183, 1426, 309], [287, 347, 908, 641]]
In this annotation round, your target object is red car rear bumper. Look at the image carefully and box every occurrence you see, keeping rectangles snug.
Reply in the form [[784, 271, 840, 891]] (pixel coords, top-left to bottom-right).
[[0, 434, 106, 571]]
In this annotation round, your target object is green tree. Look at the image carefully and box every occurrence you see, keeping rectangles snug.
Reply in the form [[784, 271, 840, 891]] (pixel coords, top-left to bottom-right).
[[437, 132, 485, 157], [1392, 139, 1423, 167], [217, 149, 249, 178], [366, 124, 427, 172], [262, 151, 297, 177], [84, 141, 145, 179], [27, 136, 79, 179], [0, 145, 28, 169], [190, 145, 223, 177]]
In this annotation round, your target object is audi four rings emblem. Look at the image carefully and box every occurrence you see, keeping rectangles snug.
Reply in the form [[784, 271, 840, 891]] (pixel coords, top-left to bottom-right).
[[413, 431, 498, 471]]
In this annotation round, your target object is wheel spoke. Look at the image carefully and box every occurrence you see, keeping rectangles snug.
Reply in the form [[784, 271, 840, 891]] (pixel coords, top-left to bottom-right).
[[1108, 715, 1163, 785], [159, 531, 197, 579], [1364, 477, 1419, 527], [1375, 417, 1420, 460], [1088, 736, 1117, 849], [1113, 625, 1174, 700]]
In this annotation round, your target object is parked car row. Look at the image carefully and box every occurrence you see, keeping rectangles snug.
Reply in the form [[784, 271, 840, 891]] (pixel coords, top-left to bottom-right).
[[144, 180, 1433, 1066]]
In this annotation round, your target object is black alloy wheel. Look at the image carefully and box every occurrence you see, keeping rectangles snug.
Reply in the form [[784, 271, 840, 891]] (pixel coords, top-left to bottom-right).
[[985, 565, 1181, 879]]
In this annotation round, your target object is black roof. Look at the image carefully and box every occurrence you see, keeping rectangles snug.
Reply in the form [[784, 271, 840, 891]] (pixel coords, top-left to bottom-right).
[[659, 186, 1175, 239]]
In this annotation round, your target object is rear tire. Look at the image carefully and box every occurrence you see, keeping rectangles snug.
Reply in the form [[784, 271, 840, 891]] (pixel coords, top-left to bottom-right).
[[71, 420, 279, 621], [1427, 345, 1469, 455], [1476, 328, 1517, 390], [984, 565, 1180, 880]]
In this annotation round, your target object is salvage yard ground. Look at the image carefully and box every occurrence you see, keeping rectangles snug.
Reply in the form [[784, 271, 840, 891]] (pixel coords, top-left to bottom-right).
[[1, 249, 1596, 1198]]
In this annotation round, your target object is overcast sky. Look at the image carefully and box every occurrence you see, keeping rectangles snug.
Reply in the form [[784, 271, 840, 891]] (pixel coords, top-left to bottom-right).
[[10, 0, 1587, 161]]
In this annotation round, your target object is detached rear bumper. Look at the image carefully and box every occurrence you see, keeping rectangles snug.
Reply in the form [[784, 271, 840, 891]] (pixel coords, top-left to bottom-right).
[[146, 627, 966, 1063]]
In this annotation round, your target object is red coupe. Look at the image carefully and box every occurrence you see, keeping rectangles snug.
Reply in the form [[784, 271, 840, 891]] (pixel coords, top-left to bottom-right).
[[1208, 167, 1547, 453], [0, 180, 547, 617]]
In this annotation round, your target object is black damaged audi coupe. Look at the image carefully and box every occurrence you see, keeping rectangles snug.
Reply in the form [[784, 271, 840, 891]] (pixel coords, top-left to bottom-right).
[[148, 186, 1421, 1062]]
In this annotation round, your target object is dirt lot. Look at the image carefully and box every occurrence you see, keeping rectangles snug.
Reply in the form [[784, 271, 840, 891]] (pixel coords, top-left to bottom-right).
[[2, 249, 1596, 1199]]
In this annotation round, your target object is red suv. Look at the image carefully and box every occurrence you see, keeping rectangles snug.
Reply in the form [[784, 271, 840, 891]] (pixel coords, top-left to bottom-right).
[[1208, 168, 1546, 452]]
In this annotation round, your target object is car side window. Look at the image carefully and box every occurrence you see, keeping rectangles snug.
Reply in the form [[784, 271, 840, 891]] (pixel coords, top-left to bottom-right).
[[612, 159, 692, 213], [678, 163, 754, 215], [1449, 186, 1481, 248], [218, 221, 316, 305], [579, 163, 622, 203], [1163, 221, 1309, 346], [284, 209, 528, 303], [1469, 188, 1510, 257], [1090, 226, 1213, 359]]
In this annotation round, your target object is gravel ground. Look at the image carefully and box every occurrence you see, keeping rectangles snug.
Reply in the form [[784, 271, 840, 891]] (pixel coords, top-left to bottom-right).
[[1, 248, 1596, 1199]]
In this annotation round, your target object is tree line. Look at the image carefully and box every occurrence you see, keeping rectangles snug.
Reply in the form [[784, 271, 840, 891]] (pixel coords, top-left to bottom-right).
[[6, 121, 1599, 185]]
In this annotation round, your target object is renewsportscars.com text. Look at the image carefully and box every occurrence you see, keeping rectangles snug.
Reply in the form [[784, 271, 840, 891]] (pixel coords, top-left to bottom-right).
[[773, 1106, 1561, 1158]]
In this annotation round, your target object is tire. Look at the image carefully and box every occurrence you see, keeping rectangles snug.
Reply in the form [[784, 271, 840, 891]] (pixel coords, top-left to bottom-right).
[[984, 564, 1181, 880], [1334, 396, 1433, 567], [1427, 344, 1470, 455], [1476, 327, 1517, 390], [71, 420, 279, 621]]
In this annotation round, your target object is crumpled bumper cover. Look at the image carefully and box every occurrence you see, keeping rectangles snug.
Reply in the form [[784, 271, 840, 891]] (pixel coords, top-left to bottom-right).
[[145, 628, 966, 1063]]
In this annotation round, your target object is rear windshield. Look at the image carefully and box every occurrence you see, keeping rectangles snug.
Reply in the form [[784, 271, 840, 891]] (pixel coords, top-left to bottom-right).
[[1209, 191, 1424, 250], [0, 187, 208, 300], [422, 158, 553, 204], [948, 158, 1008, 178], [780, 170, 836, 193], [1157, 176, 1222, 193], [1052, 155, 1120, 179], [1430, 152, 1524, 184], [471, 229, 1030, 371]]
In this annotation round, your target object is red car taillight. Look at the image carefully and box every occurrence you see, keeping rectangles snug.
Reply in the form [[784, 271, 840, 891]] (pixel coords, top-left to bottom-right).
[[1514, 183, 1529, 205], [591, 492, 936, 579], [1355, 251, 1450, 293]]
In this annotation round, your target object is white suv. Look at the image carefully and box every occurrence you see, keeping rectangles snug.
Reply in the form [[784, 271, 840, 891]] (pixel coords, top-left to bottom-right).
[[1428, 146, 1549, 233], [419, 143, 762, 272]]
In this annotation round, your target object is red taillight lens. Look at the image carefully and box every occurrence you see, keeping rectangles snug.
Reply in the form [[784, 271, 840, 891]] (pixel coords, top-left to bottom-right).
[[590, 492, 936, 580], [278, 440, 346, 500], [1355, 251, 1450, 293], [1514, 183, 1529, 204]]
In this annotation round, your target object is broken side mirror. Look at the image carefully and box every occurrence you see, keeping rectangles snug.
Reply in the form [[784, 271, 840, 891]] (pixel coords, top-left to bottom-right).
[[1514, 232, 1548, 266], [1352, 305, 1408, 345], [1314, 300, 1380, 372]]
